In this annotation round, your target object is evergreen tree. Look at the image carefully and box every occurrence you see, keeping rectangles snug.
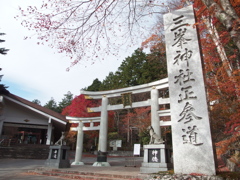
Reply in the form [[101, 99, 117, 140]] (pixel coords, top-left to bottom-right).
[[99, 48, 167, 90], [32, 99, 41, 105], [0, 70, 8, 94], [100, 72, 121, 91], [57, 91, 73, 113], [44, 97, 58, 112], [0, 32, 9, 94], [117, 49, 147, 87], [85, 78, 102, 91], [0, 33, 9, 55]]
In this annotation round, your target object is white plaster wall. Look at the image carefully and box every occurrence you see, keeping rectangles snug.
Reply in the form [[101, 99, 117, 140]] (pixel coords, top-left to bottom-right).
[[2, 99, 49, 126]]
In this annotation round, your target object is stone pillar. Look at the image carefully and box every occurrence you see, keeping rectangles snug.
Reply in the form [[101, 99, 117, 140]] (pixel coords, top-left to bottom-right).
[[164, 5, 216, 175], [45, 145, 70, 168], [151, 87, 161, 137], [93, 95, 110, 166], [72, 121, 84, 165], [99, 95, 108, 152], [46, 121, 52, 145]]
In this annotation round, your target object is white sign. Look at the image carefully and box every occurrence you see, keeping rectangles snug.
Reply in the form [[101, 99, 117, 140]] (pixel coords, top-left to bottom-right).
[[116, 140, 122, 147], [109, 140, 122, 147], [164, 5, 215, 175], [133, 144, 141, 156]]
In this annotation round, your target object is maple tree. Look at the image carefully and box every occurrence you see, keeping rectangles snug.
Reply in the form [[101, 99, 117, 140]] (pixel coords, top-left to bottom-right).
[[17, 0, 182, 69], [62, 94, 101, 123], [121, 107, 151, 145], [62, 94, 100, 147], [62, 94, 115, 148], [17, 0, 240, 75], [192, 0, 240, 158]]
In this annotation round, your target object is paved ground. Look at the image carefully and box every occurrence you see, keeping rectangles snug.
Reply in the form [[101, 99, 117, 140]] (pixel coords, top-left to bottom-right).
[[0, 155, 144, 180], [0, 159, 65, 180]]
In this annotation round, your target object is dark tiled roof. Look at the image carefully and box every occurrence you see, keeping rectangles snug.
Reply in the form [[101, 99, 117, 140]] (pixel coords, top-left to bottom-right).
[[5, 93, 67, 123]]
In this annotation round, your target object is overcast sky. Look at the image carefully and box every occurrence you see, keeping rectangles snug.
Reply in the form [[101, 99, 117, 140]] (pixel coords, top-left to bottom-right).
[[0, 0, 150, 105]]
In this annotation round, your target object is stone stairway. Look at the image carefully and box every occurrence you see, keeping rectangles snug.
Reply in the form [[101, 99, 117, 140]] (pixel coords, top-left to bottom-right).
[[28, 167, 146, 180]]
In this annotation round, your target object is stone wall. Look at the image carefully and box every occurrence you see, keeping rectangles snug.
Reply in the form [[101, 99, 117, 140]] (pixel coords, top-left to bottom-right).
[[0, 145, 49, 159]]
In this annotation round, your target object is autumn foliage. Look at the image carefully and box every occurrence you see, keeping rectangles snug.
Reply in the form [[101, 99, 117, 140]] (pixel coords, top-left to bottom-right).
[[62, 94, 115, 144], [62, 94, 100, 118], [192, 0, 240, 156], [121, 107, 151, 133], [141, 0, 240, 157], [61, 94, 100, 145]]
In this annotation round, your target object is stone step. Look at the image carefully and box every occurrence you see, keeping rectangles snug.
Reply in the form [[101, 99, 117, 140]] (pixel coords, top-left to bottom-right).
[[28, 169, 143, 180]]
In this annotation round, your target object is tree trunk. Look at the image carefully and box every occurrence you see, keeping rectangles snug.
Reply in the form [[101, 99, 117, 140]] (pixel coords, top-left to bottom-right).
[[203, 16, 233, 77], [201, 0, 240, 52]]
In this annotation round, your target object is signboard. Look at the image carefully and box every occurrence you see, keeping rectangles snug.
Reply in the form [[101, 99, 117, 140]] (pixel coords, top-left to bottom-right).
[[148, 149, 160, 163], [51, 149, 58, 159], [109, 140, 122, 151], [133, 144, 141, 156], [121, 92, 132, 107], [164, 5, 215, 175], [109, 140, 122, 147]]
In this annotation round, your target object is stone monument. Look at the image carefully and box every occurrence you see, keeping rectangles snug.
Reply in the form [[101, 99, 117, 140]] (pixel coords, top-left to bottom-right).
[[140, 126, 173, 173], [45, 132, 70, 168], [163, 5, 216, 175]]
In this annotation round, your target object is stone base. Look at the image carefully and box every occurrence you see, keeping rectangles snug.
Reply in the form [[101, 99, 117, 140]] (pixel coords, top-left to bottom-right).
[[140, 144, 173, 174], [140, 162, 172, 173], [71, 161, 84, 165], [92, 162, 111, 166], [97, 151, 108, 162], [45, 145, 70, 168]]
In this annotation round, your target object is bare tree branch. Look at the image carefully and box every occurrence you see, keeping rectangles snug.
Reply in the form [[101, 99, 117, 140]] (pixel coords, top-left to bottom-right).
[[18, 0, 170, 68]]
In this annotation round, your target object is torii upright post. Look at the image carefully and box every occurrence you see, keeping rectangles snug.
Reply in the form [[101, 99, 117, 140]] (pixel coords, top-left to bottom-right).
[[140, 86, 172, 173], [93, 95, 110, 166], [67, 116, 100, 166], [71, 121, 84, 165], [151, 86, 161, 137]]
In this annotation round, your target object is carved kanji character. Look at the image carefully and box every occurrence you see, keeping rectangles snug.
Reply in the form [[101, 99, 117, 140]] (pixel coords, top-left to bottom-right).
[[178, 102, 202, 123]]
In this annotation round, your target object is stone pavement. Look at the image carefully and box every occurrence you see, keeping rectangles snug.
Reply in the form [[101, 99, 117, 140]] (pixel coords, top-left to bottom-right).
[[0, 154, 228, 180], [0, 158, 66, 180], [0, 155, 147, 180]]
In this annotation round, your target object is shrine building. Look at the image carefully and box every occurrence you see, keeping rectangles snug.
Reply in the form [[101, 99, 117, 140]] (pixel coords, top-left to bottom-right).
[[0, 93, 67, 146]]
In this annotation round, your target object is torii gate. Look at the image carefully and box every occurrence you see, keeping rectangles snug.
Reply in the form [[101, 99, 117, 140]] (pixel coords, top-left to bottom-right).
[[66, 116, 100, 165], [80, 78, 171, 166], [66, 5, 215, 175]]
